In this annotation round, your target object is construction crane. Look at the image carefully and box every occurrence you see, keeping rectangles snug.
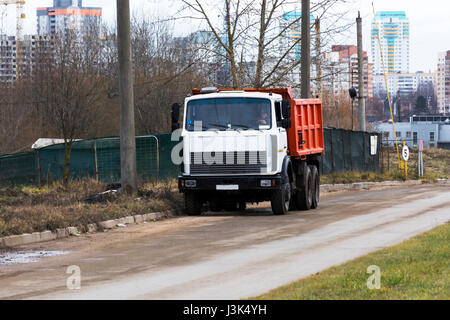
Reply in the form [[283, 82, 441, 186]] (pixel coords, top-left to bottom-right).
[[0, 0, 25, 79]]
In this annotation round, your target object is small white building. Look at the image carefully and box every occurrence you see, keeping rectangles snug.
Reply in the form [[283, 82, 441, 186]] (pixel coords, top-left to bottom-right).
[[374, 115, 450, 149]]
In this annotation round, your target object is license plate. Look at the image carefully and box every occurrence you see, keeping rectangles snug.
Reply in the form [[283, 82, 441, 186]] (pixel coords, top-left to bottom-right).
[[216, 185, 239, 190]]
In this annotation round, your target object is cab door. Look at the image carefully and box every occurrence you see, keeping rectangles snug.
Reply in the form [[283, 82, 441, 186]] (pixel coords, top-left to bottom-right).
[[274, 100, 288, 172]]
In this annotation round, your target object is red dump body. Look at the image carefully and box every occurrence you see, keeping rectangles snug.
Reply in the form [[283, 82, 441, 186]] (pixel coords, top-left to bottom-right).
[[191, 87, 325, 158]]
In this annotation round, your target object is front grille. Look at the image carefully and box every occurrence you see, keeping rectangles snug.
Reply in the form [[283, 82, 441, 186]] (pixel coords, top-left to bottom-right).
[[190, 151, 267, 175]]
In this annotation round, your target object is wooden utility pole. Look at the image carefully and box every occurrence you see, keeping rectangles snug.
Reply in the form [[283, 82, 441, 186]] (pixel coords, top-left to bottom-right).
[[357, 11, 366, 131], [315, 18, 321, 98], [301, 0, 311, 98], [117, 0, 137, 193]]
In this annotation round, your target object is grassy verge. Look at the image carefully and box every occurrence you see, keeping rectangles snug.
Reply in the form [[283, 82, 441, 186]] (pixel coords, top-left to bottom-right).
[[0, 179, 183, 237], [254, 223, 450, 300], [321, 147, 450, 185]]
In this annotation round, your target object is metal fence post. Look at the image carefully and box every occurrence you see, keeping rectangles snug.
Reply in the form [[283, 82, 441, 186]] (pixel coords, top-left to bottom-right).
[[149, 135, 160, 178], [330, 130, 335, 173], [94, 141, 99, 181], [37, 150, 41, 187]]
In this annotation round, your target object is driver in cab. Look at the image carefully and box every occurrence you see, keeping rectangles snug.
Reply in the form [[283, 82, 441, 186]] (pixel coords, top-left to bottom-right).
[[257, 110, 269, 125]]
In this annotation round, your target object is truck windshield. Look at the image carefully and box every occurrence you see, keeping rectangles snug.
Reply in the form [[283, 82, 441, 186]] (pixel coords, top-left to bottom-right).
[[186, 98, 272, 132]]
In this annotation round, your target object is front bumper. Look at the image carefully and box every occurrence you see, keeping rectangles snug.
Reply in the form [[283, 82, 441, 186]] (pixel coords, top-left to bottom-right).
[[178, 175, 282, 192]]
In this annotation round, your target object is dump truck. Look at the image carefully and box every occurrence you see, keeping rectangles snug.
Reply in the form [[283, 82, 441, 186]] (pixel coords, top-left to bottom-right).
[[172, 87, 324, 215]]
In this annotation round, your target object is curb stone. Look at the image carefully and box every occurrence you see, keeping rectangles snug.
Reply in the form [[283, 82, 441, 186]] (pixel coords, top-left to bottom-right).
[[67, 227, 79, 236], [99, 220, 116, 229], [22, 233, 41, 245], [56, 228, 68, 239], [87, 224, 98, 233], [3, 235, 23, 247], [321, 180, 423, 193], [0, 210, 173, 249], [41, 230, 57, 242]]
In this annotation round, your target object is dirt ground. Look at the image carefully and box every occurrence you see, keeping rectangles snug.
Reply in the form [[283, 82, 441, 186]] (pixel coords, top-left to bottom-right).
[[0, 183, 448, 299]]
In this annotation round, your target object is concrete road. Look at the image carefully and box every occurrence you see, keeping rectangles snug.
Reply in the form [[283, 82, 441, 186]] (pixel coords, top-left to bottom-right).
[[0, 184, 449, 300]]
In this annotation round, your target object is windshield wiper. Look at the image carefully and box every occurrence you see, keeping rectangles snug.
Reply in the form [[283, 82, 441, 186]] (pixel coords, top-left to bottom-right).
[[233, 124, 264, 133], [231, 124, 250, 130], [187, 123, 218, 132], [208, 123, 229, 130]]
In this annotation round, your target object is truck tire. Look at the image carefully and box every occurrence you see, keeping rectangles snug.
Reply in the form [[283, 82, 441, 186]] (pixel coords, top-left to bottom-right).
[[271, 182, 291, 215], [309, 165, 319, 209], [295, 165, 313, 210], [184, 193, 202, 216], [209, 200, 223, 212]]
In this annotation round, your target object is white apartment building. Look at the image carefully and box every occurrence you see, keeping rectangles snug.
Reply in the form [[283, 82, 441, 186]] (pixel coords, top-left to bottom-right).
[[37, 0, 102, 35], [371, 11, 410, 77], [373, 72, 435, 98], [436, 51, 450, 114]]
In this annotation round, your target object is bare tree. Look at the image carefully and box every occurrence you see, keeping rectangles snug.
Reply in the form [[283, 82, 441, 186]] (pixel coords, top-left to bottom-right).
[[32, 28, 106, 185], [180, 0, 354, 89], [129, 16, 208, 133]]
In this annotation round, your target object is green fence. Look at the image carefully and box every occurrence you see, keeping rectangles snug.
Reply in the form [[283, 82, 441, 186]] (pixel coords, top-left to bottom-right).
[[0, 152, 36, 185], [0, 134, 179, 186], [320, 128, 381, 175], [0, 129, 381, 186]]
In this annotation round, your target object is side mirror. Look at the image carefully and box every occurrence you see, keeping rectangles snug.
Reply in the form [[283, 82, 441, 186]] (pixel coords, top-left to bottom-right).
[[171, 103, 180, 132], [281, 119, 291, 129], [282, 100, 291, 119]]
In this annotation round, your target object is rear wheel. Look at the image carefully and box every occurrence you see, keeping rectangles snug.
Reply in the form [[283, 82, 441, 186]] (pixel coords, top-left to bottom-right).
[[184, 193, 202, 216], [271, 182, 291, 215], [295, 165, 313, 210], [309, 165, 320, 209]]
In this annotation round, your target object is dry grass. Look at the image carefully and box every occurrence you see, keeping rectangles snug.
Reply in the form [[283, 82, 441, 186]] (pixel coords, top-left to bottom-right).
[[380, 146, 450, 182], [322, 147, 450, 185], [0, 179, 183, 237]]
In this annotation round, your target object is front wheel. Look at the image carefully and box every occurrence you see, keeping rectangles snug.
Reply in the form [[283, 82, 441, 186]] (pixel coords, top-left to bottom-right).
[[271, 183, 291, 215]]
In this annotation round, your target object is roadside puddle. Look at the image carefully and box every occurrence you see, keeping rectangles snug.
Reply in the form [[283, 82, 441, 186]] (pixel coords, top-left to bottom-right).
[[0, 250, 70, 265]]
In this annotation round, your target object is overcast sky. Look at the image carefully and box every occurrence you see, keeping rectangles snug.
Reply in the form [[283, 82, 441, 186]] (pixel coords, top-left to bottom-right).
[[2, 0, 449, 73]]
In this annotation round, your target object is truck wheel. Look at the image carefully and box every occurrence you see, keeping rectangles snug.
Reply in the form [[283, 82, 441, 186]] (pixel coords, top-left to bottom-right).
[[295, 165, 313, 210], [271, 182, 291, 215], [309, 165, 319, 209], [185, 193, 202, 216]]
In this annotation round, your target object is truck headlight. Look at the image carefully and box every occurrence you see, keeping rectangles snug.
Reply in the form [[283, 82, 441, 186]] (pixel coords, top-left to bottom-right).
[[260, 180, 272, 187], [185, 180, 197, 188]]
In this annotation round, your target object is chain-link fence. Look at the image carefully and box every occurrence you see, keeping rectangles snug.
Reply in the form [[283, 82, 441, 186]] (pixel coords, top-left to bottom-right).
[[0, 152, 36, 185], [379, 139, 419, 175], [0, 129, 381, 186]]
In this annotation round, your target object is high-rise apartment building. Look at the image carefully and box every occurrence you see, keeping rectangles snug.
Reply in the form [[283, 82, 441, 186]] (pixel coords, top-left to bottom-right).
[[37, 0, 102, 35], [371, 11, 410, 75], [371, 12, 410, 98], [436, 50, 450, 114], [279, 11, 315, 61], [0, 34, 54, 83]]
